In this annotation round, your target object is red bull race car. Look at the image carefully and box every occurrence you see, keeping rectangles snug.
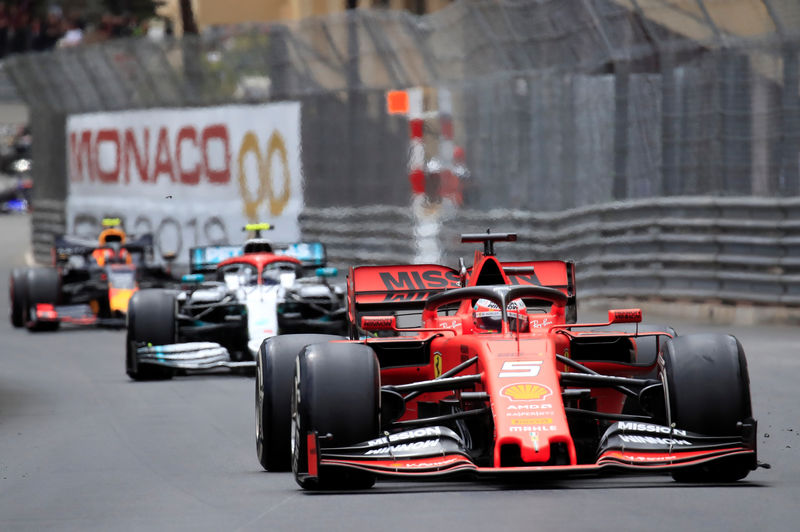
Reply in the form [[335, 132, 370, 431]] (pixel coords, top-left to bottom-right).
[[255, 232, 760, 489], [9, 219, 174, 331]]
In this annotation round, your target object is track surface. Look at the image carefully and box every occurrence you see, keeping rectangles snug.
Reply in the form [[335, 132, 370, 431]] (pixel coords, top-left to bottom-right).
[[1, 214, 798, 531]]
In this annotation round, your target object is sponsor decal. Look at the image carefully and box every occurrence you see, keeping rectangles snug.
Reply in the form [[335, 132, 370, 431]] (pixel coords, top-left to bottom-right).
[[438, 320, 460, 330], [433, 352, 443, 378], [618, 435, 692, 446], [506, 411, 553, 417], [378, 270, 460, 292], [618, 422, 687, 437], [506, 403, 553, 411], [499, 360, 543, 378], [362, 316, 395, 330], [501, 383, 553, 401], [364, 439, 440, 455], [367, 427, 442, 447], [391, 457, 461, 469], [530, 318, 552, 329], [511, 418, 553, 425], [510, 425, 558, 432], [609, 308, 642, 323]]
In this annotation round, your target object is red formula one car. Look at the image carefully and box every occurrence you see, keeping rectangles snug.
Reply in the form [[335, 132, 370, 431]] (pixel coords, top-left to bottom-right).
[[255, 232, 759, 489]]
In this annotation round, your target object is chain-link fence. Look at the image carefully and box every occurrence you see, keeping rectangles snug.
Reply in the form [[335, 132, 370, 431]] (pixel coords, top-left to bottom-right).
[[4, 0, 800, 236]]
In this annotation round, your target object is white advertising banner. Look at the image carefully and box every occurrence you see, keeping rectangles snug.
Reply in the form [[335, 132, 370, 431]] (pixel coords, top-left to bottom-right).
[[66, 103, 303, 264]]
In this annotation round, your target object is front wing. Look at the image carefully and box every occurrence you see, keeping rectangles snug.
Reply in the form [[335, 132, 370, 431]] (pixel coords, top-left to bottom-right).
[[31, 303, 126, 328], [137, 342, 256, 370], [301, 423, 757, 481]]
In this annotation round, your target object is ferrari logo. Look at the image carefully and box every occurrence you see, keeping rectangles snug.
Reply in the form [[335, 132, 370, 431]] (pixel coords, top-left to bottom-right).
[[433, 352, 442, 378]]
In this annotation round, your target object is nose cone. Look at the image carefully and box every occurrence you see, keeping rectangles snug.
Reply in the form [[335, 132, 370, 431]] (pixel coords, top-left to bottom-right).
[[109, 288, 136, 314]]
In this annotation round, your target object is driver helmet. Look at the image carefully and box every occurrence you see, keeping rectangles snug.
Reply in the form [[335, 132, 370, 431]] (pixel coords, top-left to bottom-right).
[[473, 298, 529, 332]]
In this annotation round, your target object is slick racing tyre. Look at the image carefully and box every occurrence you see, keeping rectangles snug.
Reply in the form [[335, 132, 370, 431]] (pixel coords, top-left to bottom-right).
[[9, 267, 28, 328], [292, 342, 380, 490], [662, 333, 755, 482], [24, 267, 60, 332], [256, 334, 345, 472], [126, 289, 176, 381]]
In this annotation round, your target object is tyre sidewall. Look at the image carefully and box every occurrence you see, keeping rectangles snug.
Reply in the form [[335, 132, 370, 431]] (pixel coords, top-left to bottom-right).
[[10, 267, 28, 327], [24, 267, 60, 331], [292, 342, 380, 489], [663, 333, 751, 435], [256, 334, 344, 471], [126, 289, 177, 380]]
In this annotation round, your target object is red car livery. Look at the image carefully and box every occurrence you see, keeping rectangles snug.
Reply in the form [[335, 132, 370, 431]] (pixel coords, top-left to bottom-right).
[[255, 232, 759, 489]]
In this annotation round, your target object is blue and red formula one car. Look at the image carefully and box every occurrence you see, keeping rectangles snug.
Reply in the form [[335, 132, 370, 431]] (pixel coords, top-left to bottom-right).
[[9, 219, 174, 331]]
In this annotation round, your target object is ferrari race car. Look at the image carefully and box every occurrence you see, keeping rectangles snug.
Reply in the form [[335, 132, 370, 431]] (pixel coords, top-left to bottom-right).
[[255, 232, 760, 489], [9, 219, 174, 331], [125, 225, 346, 380]]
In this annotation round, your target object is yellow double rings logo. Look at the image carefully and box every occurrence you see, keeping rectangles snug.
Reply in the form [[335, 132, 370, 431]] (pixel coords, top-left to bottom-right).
[[237, 131, 291, 221]]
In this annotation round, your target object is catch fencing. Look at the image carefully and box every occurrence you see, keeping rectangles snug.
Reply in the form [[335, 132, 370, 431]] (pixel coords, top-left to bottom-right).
[[5, 0, 800, 313]]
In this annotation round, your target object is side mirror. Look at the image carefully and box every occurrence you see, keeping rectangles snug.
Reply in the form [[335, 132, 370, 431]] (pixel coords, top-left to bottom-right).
[[361, 315, 397, 332], [608, 308, 642, 324]]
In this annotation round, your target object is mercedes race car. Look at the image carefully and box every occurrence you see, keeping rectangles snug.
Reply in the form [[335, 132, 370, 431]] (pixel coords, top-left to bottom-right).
[[255, 232, 759, 489], [9, 219, 175, 331], [126, 225, 346, 380]]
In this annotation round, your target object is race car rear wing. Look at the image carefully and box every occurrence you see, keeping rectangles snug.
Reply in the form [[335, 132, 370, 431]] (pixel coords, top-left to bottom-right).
[[348, 260, 577, 326], [503, 260, 577, 322], [53, 234, 155, 266], [189, 242, 328, 273]]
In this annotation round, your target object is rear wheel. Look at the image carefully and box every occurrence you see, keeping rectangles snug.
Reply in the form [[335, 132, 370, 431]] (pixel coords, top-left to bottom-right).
[[292, 342, 380, 490], [9, 267, 28, 328], [126, 289, 176, 381], [662, 334, 755, 482], [256, 334, 345, 471], [24, 267, 60, 332]]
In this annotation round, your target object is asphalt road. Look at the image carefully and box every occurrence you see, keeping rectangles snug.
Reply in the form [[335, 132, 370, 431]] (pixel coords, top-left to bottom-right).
[[1, 213, 798, 531]]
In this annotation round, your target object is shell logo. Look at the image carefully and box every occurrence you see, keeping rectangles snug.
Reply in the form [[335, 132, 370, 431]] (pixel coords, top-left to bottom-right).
[[501, 383, 553, 401]]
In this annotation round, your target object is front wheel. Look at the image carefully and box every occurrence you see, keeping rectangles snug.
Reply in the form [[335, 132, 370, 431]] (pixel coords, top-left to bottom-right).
[[291, 342, 380, 490], [9, 267, 28, 328], [24, 267, 60, 332], [662, 333, 755, 482], [256, 334, 345, 472], [126, 289, 176, 381]]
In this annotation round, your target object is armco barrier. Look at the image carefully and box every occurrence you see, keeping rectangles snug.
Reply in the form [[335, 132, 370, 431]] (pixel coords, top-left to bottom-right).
[[304, 197, 800, 314], [30, 196, 800, 318], [31, 199, 66, 264]]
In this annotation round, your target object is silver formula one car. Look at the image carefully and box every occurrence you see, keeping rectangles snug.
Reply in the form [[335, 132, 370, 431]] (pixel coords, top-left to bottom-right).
[[125, 226, 346, 380]]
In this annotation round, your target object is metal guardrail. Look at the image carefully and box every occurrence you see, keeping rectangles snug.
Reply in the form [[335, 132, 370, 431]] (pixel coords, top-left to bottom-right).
[[30, 199, 66, 264], [304, 197, 800, 307], [27, 196, 800, 315]]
